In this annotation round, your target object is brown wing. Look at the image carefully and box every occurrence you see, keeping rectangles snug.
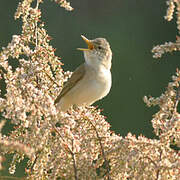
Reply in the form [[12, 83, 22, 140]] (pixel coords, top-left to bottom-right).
[[54, 63, 85, 104]]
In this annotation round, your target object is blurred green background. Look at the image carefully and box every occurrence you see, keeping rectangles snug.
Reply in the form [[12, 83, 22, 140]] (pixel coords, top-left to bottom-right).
[[0, 0, 179, 177]]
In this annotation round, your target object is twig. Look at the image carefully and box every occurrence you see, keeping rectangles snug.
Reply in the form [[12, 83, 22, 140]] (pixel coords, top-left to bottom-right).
[[71, 139, 78, 180], [44, 71, 61, 88], [35, 0, 40, 47], [53, 125, 78, 180], [0, 176, 25, 180], [88, 119, 111, 180], [174, 85, 180, 112]]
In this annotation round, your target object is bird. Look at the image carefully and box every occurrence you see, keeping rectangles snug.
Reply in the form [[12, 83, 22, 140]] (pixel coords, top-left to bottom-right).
[[54, 35, 112, 112]]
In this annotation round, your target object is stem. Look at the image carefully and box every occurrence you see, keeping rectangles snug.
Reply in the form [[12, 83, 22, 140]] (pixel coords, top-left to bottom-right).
[[71, 139, 78, 180], [53, 125, 78, 180], [35, 0, 40, 47], [88, 120, 111, 180]]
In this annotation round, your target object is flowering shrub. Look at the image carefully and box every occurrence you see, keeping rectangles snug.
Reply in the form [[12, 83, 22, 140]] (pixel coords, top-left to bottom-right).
[[0, 0, 179, 179], [152, 0, 180, 58]]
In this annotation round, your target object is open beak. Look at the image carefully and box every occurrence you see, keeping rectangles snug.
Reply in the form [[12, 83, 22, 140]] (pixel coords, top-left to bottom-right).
[[77, 35, 94, 51]]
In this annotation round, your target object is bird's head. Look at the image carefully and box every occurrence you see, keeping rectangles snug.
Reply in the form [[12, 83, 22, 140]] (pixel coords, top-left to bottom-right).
[[78, 35, 112, 70]]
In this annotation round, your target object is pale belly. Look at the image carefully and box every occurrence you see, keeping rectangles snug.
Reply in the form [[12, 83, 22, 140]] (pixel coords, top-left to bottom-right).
[[65, 71, 111, 106], [56, 67, 112, 111]]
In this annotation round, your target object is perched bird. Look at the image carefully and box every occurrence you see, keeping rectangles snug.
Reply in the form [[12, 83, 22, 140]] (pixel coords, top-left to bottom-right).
[[54, 35, 112, 112]]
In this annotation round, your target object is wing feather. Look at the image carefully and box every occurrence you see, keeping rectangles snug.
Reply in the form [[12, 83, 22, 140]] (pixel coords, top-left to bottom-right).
[[54, 63, 85, 104]]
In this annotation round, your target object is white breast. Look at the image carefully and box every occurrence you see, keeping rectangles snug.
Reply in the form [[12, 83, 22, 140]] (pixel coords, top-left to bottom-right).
[[70, 64, 112, 106], [56, 63, 112, 112]]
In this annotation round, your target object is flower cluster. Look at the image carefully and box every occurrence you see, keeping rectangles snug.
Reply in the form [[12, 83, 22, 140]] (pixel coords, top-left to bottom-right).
[[152, 39, 180, 58], [165, 0, 180, 32], [152, 0, 180, 58], [164, 0, 175, 21], [54, 0, 74, 11], [0, 0, 179, 179]]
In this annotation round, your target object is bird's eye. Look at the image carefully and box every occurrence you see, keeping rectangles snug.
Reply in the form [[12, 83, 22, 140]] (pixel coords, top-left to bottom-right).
[[98, 46, 102, 50]]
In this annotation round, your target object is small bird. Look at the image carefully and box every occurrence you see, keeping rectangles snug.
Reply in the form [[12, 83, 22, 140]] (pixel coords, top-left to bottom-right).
[[55, 35, 112, 112]]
